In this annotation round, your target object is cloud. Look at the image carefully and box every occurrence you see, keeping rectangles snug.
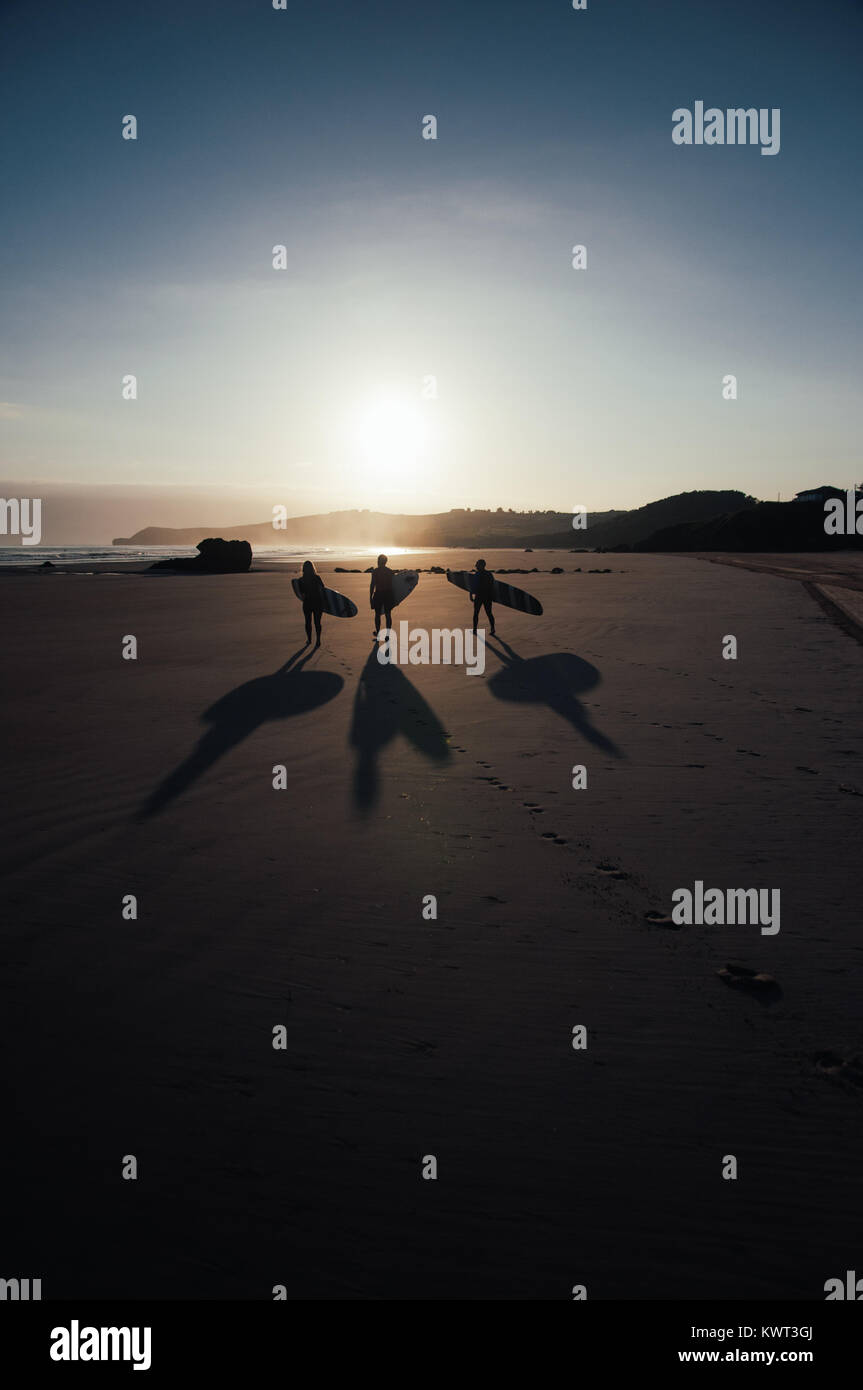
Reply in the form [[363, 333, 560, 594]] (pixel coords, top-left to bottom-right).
[[0, 402, 24, 419]]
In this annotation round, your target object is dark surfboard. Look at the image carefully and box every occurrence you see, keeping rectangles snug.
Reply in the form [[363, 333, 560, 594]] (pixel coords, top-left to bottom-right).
[[292, 577, 358, 618], [446, 569, 543, 616]]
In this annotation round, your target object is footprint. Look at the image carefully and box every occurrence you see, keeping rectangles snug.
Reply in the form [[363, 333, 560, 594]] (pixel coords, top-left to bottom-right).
[[717, 963, 781, 1002], [644, 910, 681, 929], [812, 1051, 863, 1088], [596, 862, 629, 880]]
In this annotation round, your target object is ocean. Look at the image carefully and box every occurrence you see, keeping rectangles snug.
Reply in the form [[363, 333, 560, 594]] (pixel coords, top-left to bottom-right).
[[0, 545, 437, 569]]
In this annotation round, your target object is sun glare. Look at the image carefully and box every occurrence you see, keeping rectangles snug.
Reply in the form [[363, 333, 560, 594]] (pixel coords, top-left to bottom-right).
[[355, 396, 429, 490]]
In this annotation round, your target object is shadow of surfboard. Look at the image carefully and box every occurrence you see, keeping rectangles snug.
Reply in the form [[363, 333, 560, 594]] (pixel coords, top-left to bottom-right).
[[349, 648, 450, 810], [485, 639, 622, 756], [138, 647, 343, 817]]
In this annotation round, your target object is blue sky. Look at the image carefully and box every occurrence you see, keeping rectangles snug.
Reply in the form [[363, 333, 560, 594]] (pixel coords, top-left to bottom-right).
[[1, 0, 861, 526]]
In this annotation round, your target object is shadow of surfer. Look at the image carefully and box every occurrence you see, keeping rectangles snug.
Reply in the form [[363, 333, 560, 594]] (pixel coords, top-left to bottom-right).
[[485, 637, 622, 756], [138, 646, 343, 817], [349, 648, 451, 810]]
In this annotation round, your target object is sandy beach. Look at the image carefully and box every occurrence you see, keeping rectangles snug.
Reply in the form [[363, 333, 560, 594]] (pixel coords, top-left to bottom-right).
[[3, 551, 862, 1299]]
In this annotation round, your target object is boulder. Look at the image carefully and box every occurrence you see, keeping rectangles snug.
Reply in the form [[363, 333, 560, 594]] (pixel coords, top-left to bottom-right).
[[196, 538, 252, 572], [150, 537, 252, 573]]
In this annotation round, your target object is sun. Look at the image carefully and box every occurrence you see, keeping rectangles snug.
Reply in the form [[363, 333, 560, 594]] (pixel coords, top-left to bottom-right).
[[355, 396, 428, 490]]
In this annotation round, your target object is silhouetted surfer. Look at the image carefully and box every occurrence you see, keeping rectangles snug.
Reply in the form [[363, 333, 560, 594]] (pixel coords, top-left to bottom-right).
[[472, 558, 496, 636], [370, 553, 394, 640], [298, 559, 325, 646]]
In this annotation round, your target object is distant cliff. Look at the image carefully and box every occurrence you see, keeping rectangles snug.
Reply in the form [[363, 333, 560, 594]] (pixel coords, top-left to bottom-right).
[[113, 493, 755, 550], [113, 507, 619, 549]]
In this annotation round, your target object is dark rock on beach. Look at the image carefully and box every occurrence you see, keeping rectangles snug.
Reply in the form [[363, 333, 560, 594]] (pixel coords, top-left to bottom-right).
[[150, 538, 252, 574]]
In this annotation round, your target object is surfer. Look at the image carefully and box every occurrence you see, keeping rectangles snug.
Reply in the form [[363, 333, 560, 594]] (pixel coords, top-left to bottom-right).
[[369, 554, 394, 640], [298, 559, 325, 646], [471, 558, 496, 637]]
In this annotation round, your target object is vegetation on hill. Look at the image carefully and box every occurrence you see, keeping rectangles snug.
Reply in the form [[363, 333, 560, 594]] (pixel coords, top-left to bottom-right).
[[636, 498, 863, 552]]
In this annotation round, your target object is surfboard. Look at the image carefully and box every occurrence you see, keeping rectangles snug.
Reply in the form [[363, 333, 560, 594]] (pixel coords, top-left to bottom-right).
[[292, 576, 358, 618], [392, 570, 419, 607], [446, 569, 543, 616]]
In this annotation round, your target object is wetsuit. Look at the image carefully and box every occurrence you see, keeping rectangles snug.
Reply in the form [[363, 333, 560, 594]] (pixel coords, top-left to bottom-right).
[[300, 573, 325, 641], [370, 565, 394, 634], [472, 568, 495, 635]]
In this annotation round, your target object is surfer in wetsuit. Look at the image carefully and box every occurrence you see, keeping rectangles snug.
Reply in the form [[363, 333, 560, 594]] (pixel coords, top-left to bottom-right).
[[369, 554, 394, 640], [471, 558, 496, 637], [299, 559, 325, 646]]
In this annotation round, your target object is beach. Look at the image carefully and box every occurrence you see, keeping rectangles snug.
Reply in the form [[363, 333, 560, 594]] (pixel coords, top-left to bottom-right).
[[3, 551, 862, 1299]]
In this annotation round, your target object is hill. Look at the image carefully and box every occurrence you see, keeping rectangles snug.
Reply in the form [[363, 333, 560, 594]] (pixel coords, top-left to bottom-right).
[[113, 507, 622, 549], [112, 493, 751, 551], [636, 497, 863, 552], [516, 490, 757, 550]]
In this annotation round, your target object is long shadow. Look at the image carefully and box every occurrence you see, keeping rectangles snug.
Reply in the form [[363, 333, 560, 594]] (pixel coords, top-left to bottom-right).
[[349, 649, 451, 810], [485, 637, 622, 756], [139, 647, 343, 817]]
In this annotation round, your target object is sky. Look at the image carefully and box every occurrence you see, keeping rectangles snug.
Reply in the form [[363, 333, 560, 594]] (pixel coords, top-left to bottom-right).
[[1, 0, 861, 535]]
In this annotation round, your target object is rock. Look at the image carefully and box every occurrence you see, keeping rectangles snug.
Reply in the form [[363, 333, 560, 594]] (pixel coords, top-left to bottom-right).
[[524, 547, 533, 552], [551, 566, 564, 574], [150, 537, 252, 573], [39, 560, 54, 568], [196, 538, 252, 572], [430, 565, 445, 574]]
